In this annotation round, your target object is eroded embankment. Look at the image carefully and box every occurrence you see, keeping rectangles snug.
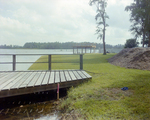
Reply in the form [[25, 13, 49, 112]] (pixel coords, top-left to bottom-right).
[[108, 47, 150, 71]]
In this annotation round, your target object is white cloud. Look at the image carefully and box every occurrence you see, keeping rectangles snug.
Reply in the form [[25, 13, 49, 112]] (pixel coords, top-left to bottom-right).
[[108, 0, 131, 6], [0, 16, 32, 34], [0, 0, 133, 46], [105, 0, 132, 45]]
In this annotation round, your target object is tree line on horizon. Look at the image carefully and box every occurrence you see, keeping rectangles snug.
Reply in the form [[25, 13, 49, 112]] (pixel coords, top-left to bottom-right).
[[0, 42, 123, 49]]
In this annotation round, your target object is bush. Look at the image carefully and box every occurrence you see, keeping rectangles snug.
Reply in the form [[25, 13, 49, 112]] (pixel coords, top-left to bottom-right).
[[124, 39, 139, 48]]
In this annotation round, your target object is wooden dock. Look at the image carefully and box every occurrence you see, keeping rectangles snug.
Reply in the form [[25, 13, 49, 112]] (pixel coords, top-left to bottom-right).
[[73, 45, 96, 54], [0, 70, 92, 98], [0, 54, 92, 98]]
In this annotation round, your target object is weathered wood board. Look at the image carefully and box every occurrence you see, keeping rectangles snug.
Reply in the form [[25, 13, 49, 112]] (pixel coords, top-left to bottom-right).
[[0, 70, 92, 98]]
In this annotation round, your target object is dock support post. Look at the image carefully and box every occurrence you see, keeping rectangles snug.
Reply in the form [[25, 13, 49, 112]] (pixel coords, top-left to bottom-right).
[[73, 47, 74, 54], [48, 55, 51, 70], [57, 83, 59, 100], [80, 54, 83, 70], [13, 55, 16, 71]]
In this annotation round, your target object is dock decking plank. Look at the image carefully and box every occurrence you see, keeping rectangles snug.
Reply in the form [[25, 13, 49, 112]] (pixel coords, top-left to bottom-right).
[[0, 72, 9, 78], [64, 71, 71, 81], [0, 70, 92, 98], [27, 72, 42, 87], [81, 71, 92, 78], [34, 72, 46, 86], [68, 71, 77, 80], [55, 71, 60, 83], [2, 72, 29, 90], [11, 72, 33, 89], [60, 71, 66, 82], [42, 71, 50, 85], [72, 71, 82, 80], [49, 71, 54, 84], [19, 72, 37, 88], [0, 72, 23, 90], [77, 70, 87, 79], [0, 72, 18, 85]]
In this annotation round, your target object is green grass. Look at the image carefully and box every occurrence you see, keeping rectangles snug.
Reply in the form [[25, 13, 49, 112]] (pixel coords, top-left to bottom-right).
[[29, 54, 150, 119], [28, 55, 80, 70]]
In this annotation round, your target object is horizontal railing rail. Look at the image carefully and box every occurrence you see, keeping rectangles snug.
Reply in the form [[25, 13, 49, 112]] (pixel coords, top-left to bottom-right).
[[0, 54, 83, 71]]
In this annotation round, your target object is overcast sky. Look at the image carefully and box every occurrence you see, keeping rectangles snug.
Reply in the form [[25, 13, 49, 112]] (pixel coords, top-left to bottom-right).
[[0, 0, 133, 46]]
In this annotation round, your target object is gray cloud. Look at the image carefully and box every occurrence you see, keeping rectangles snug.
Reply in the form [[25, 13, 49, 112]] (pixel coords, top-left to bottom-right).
[[0, 0, 133, 46]]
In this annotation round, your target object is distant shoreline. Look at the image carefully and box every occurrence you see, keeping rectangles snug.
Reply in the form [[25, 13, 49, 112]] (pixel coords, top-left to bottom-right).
[[0, 42, 124, 49], [0, 48, 73, 49]]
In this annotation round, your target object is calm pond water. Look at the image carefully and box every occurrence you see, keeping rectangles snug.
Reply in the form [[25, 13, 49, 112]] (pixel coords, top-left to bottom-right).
[[0, 49, 73, 71]]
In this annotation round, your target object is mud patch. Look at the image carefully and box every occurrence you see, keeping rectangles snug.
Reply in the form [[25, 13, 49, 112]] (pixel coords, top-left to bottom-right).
[[94, 88, 133, 101], [107, 88, 133, 100], [0, 88, 67, 120], [108, 47, 150, 71]]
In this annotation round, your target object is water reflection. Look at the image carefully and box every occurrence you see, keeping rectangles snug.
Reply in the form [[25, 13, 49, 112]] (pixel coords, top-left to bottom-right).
[[36, 114, 58, 120], [0, 88, 67, 120]]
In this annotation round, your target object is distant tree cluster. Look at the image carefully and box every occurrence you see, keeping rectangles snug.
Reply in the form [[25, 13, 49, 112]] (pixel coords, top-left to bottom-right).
[[0, 42, 124, 49]]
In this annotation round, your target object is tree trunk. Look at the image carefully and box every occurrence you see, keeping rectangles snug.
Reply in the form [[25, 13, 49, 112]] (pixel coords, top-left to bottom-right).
[[142, 30, 145, 47], [103, 30, 106, 55], [148, 30, 150, 47], [103, 41, 106, 55], [103, 18, 106, 55]]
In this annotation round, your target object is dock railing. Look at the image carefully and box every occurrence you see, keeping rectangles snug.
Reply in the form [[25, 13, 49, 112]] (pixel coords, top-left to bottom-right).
[[0, 54, 83, 71]]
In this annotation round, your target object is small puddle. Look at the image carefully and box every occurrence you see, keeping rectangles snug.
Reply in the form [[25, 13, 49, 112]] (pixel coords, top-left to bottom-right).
[[0, 88, 67, 120]]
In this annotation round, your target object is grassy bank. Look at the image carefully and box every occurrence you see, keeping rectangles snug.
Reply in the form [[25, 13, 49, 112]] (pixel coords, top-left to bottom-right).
[[29, 54, 150, 119], [28, 54, 80, 70]]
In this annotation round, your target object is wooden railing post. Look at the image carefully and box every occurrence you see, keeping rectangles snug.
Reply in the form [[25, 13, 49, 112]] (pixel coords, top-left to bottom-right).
[[48, 55, 51, 70], [73, 47, 74, 54], [0, 54, 83, 71], [13, 55, 16, 71], [80, 54, 83, 70]]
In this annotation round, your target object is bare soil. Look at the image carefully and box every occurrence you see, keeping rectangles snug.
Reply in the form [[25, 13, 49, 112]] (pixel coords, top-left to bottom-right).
[[108, 47, 150, 71]]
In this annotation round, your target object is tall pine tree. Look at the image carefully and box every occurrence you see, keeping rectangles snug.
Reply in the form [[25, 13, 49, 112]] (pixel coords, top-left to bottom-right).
[[90, 0, 109, 55]]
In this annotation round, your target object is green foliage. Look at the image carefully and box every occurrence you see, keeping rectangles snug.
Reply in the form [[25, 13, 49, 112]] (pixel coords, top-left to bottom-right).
[[29, 54, 150, 119], [125, 0, 150, 47], [141, 39, 149, 47], [124, 39, 139, 48]]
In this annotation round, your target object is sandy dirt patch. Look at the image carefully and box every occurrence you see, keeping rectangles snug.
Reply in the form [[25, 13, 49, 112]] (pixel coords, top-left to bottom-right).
[[108, 47, 150, 71]]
